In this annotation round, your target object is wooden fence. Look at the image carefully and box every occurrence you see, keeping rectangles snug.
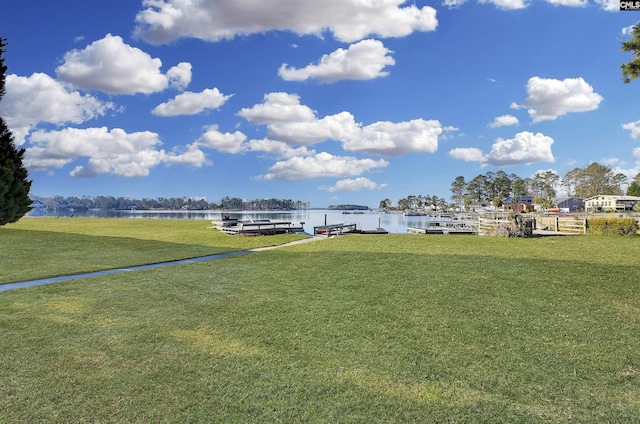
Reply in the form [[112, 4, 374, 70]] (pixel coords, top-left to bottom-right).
[[536, 216, 587, 234]]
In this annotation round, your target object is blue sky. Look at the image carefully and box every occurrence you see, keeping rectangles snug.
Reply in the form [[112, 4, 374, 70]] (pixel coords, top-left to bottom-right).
[[0, 0, 638, 208]]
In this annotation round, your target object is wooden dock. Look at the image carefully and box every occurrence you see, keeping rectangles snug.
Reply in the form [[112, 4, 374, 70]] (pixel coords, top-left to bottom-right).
[[313, 222, 359, 235], [212, 218, 305, 236], [407, 220, 478, 235], [314, 222, 388, 235]]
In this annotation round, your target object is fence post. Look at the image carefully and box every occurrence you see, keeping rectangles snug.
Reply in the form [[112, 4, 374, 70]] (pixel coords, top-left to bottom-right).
[[583, 218, 587, 234], [555, 216, 559, 232]]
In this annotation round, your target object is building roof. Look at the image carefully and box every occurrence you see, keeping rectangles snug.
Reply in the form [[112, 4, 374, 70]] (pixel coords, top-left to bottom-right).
[[585, 195, 640, 201]]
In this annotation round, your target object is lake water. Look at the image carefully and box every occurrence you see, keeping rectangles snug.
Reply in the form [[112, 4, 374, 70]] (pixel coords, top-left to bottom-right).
[[27, 208, 446, 234]]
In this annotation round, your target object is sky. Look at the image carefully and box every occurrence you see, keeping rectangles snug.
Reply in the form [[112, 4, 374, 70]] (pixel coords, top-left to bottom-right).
[[0, 0, 639, 208]]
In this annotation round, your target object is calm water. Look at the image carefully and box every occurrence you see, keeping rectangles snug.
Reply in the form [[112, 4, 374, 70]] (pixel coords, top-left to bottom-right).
[[27, 208, 445, 234]]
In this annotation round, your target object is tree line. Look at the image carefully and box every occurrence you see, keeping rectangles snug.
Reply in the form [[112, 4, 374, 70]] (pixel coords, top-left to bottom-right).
[[380, 164, 640, 212], [33, 195, 310, 211]]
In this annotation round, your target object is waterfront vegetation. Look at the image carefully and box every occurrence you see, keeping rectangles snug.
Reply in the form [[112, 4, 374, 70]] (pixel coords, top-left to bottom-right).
[[1, 218, 640, 422]]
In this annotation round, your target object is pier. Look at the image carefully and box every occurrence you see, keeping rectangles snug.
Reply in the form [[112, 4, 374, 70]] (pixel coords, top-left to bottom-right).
[[212, 218, 305, 235], [407, 220, 478, 235]]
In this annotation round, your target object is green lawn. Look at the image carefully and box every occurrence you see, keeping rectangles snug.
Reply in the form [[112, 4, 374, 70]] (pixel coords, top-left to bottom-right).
[[0, 217, 306, 283], [1, 221, 639, 422]]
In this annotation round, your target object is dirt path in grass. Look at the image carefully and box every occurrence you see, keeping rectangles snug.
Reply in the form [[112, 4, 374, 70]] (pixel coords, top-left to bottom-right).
[[1, 236, 327, 292]]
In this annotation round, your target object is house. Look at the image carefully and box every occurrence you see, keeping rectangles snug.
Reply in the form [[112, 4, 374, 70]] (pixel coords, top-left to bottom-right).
[[503, 196, 535, 213], [584, 195, 640, 212], [556, 197, 584, 212], [504, 196, 535, 205]]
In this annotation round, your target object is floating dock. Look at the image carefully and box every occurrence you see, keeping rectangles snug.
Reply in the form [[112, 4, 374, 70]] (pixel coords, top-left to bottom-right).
[[407, 220, 478, 235], [212, 218, 305, 236], [314, 221, 388, 235]]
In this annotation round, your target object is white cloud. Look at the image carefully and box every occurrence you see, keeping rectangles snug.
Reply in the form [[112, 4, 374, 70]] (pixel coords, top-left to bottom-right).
[[623, 120, 640, 139], [595, 0, 621, 11], [449, 132, 554, 166], [489, 114, 519, 128], [512, 76, 603, 122], [0, 73, 114, 145], [279, 39, 395, 83], [238, 92, 443, 157], [238, 93, 317, 125], [56, 34, 191, 95], [153, 88, 233, 116], [622, 25, 637, 38], [195, 125, 248, 154], [322, 177, 387, 192], [268, 112, 360, 146], [166, 62, 193, 90], [261, 152, 388, 181], [546, 0, 587, 5], [25, 127, 205, 177], [448, 147, 486, 162], [479, 0, 529, 9], [134, 0, 438, 44], [343, 119, 442, 157], [247, 139, 316, 158], [485, 131, 555, 166], [443, 0, 468, 8]]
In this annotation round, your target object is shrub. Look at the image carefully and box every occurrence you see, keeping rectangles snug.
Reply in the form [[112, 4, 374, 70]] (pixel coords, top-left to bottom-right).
[[587, 218, 638, 236]]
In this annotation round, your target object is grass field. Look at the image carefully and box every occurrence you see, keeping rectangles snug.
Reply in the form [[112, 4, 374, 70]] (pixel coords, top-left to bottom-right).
[[1, 219, 640, 422], [0, 218, 306, 284]]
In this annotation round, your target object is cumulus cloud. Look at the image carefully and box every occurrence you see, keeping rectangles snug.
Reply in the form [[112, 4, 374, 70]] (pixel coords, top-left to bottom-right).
[[448, 147, 486, 162], [546, 0, 587, 5], [595, 0, 621, 11], [489, 114, 519, 128], [261, 152, 388, 181], [134, 0, 438, 44], [247, 139, 317, 158], [322, 177, 387, 192], [239, 93, 359, 145], [485, 131, 555, 165], [479, 0, 529, 9], [152, 88, 233, 116], [195, 125, 248, 154], [512, 76, 603, 122], [449, 132, 554, 166], [55, 34, 191, 95], [25, 127, 206, 177], [238, 92, 317, 125], [450, 0, 602, 9], [443, 0, 468, 8], [623, 120, 640, 140], [279, 39, 395, 83], [0, 73, 114, 145], [343, 119, 442, 157], [268, 112, 360, 146], [238, 92, 443, 157]]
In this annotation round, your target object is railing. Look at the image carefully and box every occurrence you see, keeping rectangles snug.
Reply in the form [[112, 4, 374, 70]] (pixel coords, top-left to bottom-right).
[[536, 216, 586, 234]]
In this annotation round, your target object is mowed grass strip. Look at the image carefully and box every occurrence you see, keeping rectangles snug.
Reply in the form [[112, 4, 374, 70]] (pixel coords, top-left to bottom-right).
[[0, 218, 306, 283], [1, 233, 639, 422]]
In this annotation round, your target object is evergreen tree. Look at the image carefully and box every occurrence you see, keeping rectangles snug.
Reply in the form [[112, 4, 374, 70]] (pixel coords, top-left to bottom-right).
[[622, 22, 640, 83], [0, 38, 32, 225]]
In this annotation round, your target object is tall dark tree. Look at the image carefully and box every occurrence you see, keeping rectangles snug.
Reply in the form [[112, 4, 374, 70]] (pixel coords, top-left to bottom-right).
[[0, 38, 32, 225], [450, 175, 466, 210], [622, 22, 640, 84]]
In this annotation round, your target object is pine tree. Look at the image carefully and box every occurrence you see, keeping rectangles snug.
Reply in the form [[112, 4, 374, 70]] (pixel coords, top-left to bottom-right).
[[0, 37, 32, 225], [622, 22, 640, 83]]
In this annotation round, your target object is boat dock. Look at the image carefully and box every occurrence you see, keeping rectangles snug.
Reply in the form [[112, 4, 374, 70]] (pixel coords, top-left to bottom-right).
[[313, 222, 359, 235], [407, 220, 478, 235], [313, 222, 388, 235], [212, 218, 305, 236]]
